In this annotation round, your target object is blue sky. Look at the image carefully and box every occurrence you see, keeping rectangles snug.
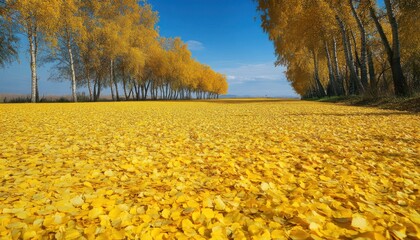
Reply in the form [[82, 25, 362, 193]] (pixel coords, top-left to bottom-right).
[[0, 0, 297, 97]]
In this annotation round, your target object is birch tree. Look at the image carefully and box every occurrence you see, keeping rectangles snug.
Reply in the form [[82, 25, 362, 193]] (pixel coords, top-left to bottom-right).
[[349, 0, 369, 89], [12, 0, 61, 102], [56, 0, 83, 102], [256, 0, 418, 98], [369, 0, 409, 96], [4, 0, 228, 101]]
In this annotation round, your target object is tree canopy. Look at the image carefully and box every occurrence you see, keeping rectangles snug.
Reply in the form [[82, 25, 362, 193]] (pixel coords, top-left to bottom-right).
[[256, 0, 420, 98], [2, 0, 228, 102]]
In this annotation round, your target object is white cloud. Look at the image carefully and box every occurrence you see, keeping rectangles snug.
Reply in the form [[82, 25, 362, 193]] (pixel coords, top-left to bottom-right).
[[186, 40, 205, 51], [214, 62, 298, 97], [217, 62, 287, 84]]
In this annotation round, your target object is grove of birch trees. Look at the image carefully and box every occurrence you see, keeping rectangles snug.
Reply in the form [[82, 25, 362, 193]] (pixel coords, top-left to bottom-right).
[[0, 0, 228, 102], [257, 0, 419, 98]]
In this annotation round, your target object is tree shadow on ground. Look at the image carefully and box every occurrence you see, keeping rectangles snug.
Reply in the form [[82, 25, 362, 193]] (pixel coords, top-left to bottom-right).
[[205, 99, 300, 104], [285, 112, 417, 117]]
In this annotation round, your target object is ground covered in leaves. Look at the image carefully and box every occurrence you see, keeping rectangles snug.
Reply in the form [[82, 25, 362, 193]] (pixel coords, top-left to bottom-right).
[[1, 99, 419, 239], [317, 96, 420, 113]]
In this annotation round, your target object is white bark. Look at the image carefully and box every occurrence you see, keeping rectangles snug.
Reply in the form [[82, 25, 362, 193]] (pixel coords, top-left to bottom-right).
[[312, 50, 326, 97], [67, 40, 77, 102], [28, 29, 37, 103], [332, 37, 344, 95], [324, 41, 337, 96], [349, 0, 368, 88], [370, 2, 408, 96], [336, 15, 360, 94]]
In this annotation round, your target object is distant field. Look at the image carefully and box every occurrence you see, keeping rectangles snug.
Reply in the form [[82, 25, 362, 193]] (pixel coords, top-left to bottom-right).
[[0, 94, 72, 103], [0, 94, 30, 102], [1, 100, 419, 239], [0, 94, 111, 103]]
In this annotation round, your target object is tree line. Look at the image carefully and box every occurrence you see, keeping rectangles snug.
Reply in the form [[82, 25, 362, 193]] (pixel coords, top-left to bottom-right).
[[256, 0, 419, 98], [0, 0, 228, 102]]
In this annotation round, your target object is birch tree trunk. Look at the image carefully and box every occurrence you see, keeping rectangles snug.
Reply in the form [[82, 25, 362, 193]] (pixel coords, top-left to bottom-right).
[[312, 50, 326, 97], [109, 59, 115, 101], [131, 77, 139, 100], [332, 37, 345, 95], [122, 75, 128, 100], [349, 31, 365, 94], [336, 15, 360, 95], [370, 2, 409, 96], [67, 38, 77, 102], [140, 83, 145, 100], [349, 0, 368, 89], [367, 47, 377, 96], [93, 77, 97, 101], [93, 76, 101, 101], [324, 41, 337, 96], [384, 0, 409, 96], [86, 69, 93, 101], [144, 81, 151, 100], [28, 27, 37, 103], [112, 64, 119, 101]]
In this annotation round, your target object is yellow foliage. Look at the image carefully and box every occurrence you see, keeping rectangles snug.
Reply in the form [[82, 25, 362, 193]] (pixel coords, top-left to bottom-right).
[[0, 100, 419, 239]]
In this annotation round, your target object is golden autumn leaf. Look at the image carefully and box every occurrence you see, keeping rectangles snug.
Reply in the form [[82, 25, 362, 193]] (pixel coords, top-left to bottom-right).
[[202, 208, 215, 219], [214, 196, 226, 211], [289, 226, 310, 240], [65, 228, 81, 239], [88, 207, 104, 219], [261, 182, 270, 191], [22, 230, 37, 240], [161, 209, 171, 219], [70, 195, 84, 207], [271, 229, 287, 239], [351, 214, 373, 232]]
